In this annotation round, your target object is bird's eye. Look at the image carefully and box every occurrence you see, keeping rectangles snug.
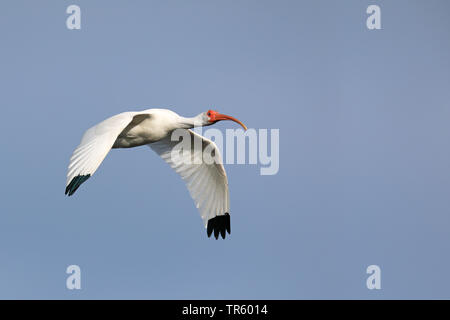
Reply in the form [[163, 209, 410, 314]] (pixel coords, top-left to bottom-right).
[[207, 112, 211, 116]]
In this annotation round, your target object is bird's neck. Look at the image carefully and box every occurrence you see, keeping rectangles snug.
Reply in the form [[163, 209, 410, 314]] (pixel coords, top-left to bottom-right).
[[177, 115, 204, 129]]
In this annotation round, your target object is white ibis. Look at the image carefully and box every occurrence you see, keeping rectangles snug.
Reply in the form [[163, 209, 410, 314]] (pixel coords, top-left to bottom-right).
[[65, 109, 247, 239]]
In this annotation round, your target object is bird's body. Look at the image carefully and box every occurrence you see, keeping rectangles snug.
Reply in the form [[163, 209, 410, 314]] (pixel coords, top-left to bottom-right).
[[65, 108, 247, 239], [113, 109, 180, 148]]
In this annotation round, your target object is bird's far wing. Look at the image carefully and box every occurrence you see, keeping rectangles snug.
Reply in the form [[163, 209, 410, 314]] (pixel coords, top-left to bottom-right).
[[149, 129, 231, 239], [65, 112, 141, 196]]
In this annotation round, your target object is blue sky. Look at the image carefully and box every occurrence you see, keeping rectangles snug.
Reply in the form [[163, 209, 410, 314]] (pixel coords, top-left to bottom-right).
[[1, 0, 450, 299]]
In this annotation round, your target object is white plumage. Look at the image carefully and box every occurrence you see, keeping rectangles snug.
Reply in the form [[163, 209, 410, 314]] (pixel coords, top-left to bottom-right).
[[150, 129, 230, 225], [65, 108, 247, 239]]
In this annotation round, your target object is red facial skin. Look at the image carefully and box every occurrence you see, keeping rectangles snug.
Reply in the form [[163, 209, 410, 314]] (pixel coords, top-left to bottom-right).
[[207, 110, 247, 130]]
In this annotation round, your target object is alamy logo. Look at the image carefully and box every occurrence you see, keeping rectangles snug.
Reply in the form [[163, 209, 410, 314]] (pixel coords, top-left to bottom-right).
[[366, 5, 381, 30], [170, 127, 280, 175], [66, 265, 81, 290], [366, 265, 381, 290], [66, 5, 81, 30]]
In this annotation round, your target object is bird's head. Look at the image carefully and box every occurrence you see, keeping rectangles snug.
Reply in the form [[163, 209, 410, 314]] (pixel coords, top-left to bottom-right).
[[203, 110, 247, 130]]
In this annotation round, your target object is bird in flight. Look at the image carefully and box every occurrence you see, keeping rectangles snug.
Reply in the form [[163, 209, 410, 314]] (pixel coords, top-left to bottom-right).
[[65, 108, 247, 239]]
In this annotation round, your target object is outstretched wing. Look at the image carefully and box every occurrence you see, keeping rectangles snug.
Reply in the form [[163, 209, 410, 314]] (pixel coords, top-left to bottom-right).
[[149, 129, 231, 239], [65, 112, 141, 196]]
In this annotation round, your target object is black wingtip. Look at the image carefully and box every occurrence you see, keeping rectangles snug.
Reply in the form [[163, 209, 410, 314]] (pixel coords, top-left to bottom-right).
[[65, 174, 91, 196], [206, 213, 231, 240]]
